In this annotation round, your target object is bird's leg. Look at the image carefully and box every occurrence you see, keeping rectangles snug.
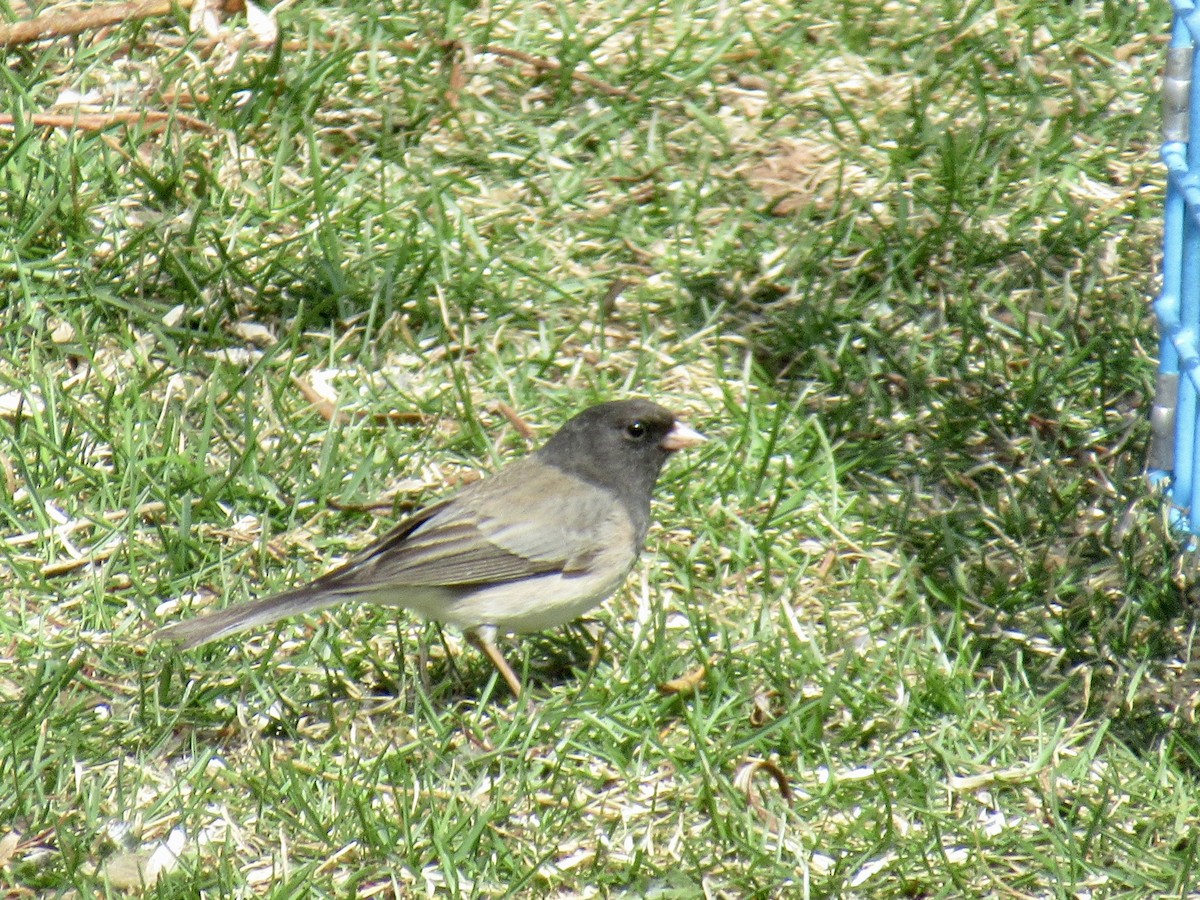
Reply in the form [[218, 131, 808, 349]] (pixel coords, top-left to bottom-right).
[[466, 625, 523, 697], [582, 619, 607, 672]]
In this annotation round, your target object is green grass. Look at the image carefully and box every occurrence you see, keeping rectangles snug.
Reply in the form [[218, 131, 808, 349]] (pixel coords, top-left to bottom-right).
[[1, 0, 1194, 895]]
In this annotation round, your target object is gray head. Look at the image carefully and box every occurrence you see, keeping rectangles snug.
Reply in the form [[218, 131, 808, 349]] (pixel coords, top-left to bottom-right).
[[536, 399, 704, 527]]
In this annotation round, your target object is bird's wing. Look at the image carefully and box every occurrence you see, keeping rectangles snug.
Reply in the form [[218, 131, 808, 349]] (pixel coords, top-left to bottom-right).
[[318, 461, 625, 590]]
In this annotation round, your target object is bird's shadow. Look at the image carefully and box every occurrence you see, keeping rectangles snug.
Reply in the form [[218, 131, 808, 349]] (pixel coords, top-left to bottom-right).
[[295, 620, 610, 711], [156, 621, 613, 744]]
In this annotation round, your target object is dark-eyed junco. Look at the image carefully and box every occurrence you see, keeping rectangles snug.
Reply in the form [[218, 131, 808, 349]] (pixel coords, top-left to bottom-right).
[[156, 399, 705, 696]]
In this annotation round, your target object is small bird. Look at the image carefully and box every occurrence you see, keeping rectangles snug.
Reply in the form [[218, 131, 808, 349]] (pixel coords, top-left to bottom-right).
[[155, 399, 705, 696]]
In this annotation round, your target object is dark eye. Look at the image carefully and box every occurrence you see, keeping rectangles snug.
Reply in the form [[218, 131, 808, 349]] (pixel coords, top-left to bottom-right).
[[626, 421, 646, 439]]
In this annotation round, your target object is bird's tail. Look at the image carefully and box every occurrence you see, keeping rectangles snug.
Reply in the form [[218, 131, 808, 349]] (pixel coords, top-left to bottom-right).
[[154, 583, 353, 649]]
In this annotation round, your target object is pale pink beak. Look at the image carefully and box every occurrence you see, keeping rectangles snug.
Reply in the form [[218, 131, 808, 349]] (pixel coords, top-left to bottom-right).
[[660, 421, 706, 452]]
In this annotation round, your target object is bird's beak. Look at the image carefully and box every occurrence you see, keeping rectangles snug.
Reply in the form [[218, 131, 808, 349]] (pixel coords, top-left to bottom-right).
[[660, 421, 706, 452]]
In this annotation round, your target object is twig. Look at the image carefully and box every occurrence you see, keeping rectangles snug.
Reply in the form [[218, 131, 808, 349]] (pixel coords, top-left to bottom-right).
[[326, 481, 428, 514], [5, 501, 167, 548], [480, 43, 637, 100], [1, 5, 636, 105], [40, 542, 122, 577], [291, 376, 424, 426], [326, 496, 400, 514], [432, 39, 636, 101], [0, 0, 184, 47], [293, 376, 350, 425], [0, 110, 213, 133], [493, 402, 536, 441]]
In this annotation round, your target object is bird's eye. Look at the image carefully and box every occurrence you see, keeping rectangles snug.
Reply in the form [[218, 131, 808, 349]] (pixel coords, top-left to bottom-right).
[[626, 421, 646, 439]]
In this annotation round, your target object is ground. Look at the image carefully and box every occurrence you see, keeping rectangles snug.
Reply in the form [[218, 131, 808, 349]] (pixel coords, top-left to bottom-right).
[[1, 0, 1195, 897]]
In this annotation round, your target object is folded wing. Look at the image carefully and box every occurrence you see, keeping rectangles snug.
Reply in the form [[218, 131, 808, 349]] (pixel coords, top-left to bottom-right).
[[319, 460, 622, 591]]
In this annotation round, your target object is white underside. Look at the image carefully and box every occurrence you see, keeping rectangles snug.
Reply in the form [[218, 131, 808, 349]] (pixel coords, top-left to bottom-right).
[[366, 565, 631, 634]]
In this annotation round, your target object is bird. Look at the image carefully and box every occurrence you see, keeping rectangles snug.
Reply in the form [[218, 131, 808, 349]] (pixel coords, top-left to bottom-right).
[[155, 399, 705, 696]]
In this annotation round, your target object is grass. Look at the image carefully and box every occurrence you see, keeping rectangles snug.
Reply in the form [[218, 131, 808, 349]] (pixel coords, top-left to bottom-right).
[[0, 0, 1194, 896]]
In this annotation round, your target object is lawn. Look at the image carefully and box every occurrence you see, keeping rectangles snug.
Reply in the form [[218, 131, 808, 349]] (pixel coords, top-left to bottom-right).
[[1, 0, 1193, 896]]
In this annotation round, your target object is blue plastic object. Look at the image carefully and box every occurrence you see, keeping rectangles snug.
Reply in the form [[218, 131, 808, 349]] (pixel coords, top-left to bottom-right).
[[1151, 4, 1200, 533]]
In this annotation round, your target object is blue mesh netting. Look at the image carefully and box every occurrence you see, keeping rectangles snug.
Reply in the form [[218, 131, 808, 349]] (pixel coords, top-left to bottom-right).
[[1151, 4, 1200, 533]]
